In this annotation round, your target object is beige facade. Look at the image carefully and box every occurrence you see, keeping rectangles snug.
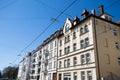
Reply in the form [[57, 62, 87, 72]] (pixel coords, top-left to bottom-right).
[[57, 12, 120, 80], [93, 16, 120, 80], [18, 5, 120, 80]]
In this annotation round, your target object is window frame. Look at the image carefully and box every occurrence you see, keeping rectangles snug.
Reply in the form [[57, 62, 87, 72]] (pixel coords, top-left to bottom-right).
[[73, 43, 77, 51], [81, 55, 85, 64]]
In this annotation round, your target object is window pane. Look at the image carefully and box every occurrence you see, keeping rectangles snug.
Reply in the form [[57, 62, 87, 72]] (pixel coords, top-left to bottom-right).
[[73, 32, 76, 39], [81, 71, 85, 80], [74, 57, 77, 65], [85, 25, 88, 32], [86, 53, 90, 63], [73, 43, 77, 51], [115, 42, 119, 50], [74, 72, 77, 80], [118, 58, 120, 65], [81, 55, 85, 64], [87, 71, 92, 80], [80, 28, 83, 35], [85, 38, 89, 47], [68, 46, 70, 53], [113, 30, 117, 36], [81, 40, 84, 49], [67, 59, 70, 67]]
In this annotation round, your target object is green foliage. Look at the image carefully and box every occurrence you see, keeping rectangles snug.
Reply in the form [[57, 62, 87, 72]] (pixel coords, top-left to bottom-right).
[[0, 70, 2, 78], [1, 66, 18, 79]]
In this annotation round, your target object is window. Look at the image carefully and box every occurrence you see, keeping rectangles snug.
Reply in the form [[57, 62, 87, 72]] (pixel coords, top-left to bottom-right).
[[65, 25, 69, 32], [65, 37, 67, 43], [64, 60, 67, 68], [64, 47, 67, 54], [113, 30, 117, 36], [105, 16, 108, 20], [54, 61, 56, 68], [67, 59, 70, 67], [68, 46, 70, 54], [109, 17, 112, 21], [73, 32, 76, 39], [81, 55, 85, 64], [73, 57, 77, 66], [73, 43, 77, 51], [55, 41, 56, 47], [87, 71, 92, 80], [64, 73, 71, 80], [85, 38, 89, 47], [60, 40, 62, 46], [84, 25, 88, 32], [80, 28, 83, 35], [59, 61, 62, 68], [118, 58, 120, 65], [68, 35, 70, 42], [115, 42, 119, 50], [50, 43, 53, 49], [74, 72, 77, 80], [81, 40, 84, 49], [81, 71, 85, 80], [86, 53, 90, 63], [59, 50, 62, 56]]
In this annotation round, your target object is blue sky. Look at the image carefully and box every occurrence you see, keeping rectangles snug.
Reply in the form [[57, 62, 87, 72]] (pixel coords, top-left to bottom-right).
[[0, 0, 120, 70]]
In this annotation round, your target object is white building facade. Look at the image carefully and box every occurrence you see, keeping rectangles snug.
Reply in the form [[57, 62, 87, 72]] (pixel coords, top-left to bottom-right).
[[17, 52, 32, 80]]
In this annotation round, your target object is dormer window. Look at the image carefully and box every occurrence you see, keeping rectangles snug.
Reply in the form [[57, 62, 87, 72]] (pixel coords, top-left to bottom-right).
[[65, 25, 70, 32], [105, 16, 108, 20], [74, 21, 77, 25]]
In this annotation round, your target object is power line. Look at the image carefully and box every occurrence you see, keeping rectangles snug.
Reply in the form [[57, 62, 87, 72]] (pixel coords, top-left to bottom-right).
[[11, 0, 120, 65], [0, 0, 19, 10], [34, 0, 73, 18], [105, 0, 120, 10], [11, 0, 78, 64]]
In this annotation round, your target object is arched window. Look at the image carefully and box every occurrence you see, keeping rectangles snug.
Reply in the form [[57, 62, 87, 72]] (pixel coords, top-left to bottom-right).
[[73, 32, 76, 39], [80, 28, 83, 35], [84, 25, 88, 32]]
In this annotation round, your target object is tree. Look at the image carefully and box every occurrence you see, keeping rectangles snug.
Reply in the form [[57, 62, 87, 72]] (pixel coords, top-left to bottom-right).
[[0, 70, 2, 78], [2, 66, 18, 79]]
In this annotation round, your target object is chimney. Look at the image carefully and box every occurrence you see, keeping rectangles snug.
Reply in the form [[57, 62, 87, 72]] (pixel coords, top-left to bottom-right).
[[98, 5, 104, 16]]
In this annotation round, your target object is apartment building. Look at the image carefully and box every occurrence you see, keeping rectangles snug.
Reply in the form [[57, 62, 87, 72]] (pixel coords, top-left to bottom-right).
[[57, 5, 120, 80], [18, 5, 120, 80], [17, 52, 32, 80], [39, 31, 59, 80], [30, 50, 41, 80]]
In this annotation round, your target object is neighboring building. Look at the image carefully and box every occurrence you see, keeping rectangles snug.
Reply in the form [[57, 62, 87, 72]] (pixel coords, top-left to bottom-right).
[[57, 5, 120, 80], [17, 52, 31, 80], [18, 5, 120, 80], [40, 31, 59, 80], [30, 50, 41, 80]]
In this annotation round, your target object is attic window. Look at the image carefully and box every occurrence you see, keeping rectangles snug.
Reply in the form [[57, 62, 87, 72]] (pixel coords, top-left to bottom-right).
[[74, 21, 77, 25], [65, 25, 70, 32], [105, 16, 108, 20]]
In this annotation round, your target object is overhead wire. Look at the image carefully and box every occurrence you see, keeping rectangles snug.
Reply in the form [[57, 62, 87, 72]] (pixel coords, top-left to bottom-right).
[[11, 0, 120, 65], [0, 0, 20, 10], [34, 0, 73, 19], [11, 0, 78, 64]]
